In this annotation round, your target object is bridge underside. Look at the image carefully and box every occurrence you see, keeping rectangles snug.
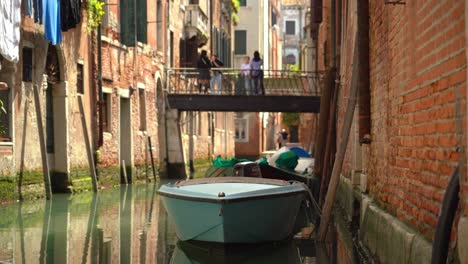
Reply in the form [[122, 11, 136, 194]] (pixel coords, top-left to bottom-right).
[[167, 95, 321, 112]]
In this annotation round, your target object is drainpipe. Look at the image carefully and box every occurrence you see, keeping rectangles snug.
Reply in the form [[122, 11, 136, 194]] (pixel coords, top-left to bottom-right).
[[331, 0, 335, 68], [210, 0, 213, 55], [224, 112, 227, 158], [97, 25, 104, 147]]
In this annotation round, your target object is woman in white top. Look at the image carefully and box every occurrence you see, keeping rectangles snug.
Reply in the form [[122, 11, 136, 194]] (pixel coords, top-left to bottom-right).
[[240, 56, 252, 95]]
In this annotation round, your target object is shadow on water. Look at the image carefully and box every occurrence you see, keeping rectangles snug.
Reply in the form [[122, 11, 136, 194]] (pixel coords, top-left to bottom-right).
[[0, 182, 331, 263]]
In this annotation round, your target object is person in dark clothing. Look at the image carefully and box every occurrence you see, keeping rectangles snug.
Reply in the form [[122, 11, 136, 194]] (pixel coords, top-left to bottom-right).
[[197, 50, 211, 93], [210, 54, 224, 94], [250, 51, 264, 95], [277, 129, 289, 148]]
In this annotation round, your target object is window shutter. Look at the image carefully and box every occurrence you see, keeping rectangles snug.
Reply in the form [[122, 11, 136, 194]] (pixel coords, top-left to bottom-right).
[[137, 0, 147, 43], [121, 0, 136, 46], [234, 30, 246, 55], [286, 21, 295, 35]]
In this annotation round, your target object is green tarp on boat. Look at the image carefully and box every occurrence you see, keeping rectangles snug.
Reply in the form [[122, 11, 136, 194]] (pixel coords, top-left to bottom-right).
[[274, 151, 299, 171]]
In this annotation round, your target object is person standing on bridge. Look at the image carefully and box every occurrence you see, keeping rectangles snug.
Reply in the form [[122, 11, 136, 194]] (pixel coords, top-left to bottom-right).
[[250, 51, 264, 95], [210, 54, 224, 95], [240, 56, 252, 95], [197, 50, 211, 93]]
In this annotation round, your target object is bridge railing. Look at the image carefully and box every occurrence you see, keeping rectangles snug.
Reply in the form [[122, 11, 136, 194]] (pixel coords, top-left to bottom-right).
[[166, 68, 322, 96]]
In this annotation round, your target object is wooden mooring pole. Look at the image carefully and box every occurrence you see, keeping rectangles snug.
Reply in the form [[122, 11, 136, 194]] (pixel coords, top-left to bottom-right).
[[148, 136, 157, 181], [318, 33, 359, 241], [122, 160, 129, 185], [78, 96, 99, 192], [33, 85, 52, 199]]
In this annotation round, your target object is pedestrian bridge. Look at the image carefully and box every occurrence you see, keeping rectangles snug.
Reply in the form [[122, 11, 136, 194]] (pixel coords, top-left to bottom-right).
[[165, 68, 322, 113]]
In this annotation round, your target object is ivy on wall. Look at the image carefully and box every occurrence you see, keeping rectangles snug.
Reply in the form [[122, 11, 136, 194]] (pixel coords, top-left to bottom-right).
[[87, 0, 105, 33], [282, 113, 300, 128]]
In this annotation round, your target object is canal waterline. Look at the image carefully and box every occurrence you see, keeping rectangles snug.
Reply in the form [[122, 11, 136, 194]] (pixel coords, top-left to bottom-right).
[[0, 182, 330, 263]]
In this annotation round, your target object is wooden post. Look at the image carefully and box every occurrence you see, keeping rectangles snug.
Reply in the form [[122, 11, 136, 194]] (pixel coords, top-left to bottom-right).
[[148, 137, 157, 181], [318, 33, 359, 241], [313, 70, 334, 177], [78, 96, 99, 192], [122, 160, 129, 185], [145, 135, 149, 183], [189, 111, 195, 173], [319, 77, 338, 206], [33, 85, 52, 199]]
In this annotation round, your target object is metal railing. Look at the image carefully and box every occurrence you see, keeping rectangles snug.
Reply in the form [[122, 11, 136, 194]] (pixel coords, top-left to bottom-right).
[[166, 68, 322, 96]]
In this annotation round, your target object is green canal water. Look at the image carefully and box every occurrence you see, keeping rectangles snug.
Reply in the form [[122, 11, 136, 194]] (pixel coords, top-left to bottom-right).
[[0, 182, 328, 263]]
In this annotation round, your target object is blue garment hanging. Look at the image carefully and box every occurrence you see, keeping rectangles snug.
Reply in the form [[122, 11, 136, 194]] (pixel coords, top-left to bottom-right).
[[24, 0, 33, 17], [44, 0, 62, 45]]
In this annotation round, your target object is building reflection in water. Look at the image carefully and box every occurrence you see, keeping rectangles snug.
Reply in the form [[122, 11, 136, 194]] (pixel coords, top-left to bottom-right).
[[0, 183, 328, 263]]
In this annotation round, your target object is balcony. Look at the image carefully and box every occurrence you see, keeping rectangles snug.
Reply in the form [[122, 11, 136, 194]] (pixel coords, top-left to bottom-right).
[[185, 4, 209, 46]]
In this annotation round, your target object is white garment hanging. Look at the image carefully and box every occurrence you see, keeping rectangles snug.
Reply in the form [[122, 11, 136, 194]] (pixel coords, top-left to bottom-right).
[[0, 0, 21, 62]]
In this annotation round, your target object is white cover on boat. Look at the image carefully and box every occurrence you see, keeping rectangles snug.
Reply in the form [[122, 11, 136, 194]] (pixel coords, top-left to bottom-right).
[[267, 146, 290, 167]]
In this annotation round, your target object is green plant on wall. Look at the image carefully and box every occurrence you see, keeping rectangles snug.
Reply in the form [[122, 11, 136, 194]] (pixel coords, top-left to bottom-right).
[[232, 13, 239, 25], [230, 0, 240, 25], [282, 113, 300, 128], [231, 0, 240, 13], [87, 0, 105, 33]]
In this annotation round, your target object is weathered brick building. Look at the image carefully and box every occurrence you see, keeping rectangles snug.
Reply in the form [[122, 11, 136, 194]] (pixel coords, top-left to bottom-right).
[[314, 0, 468, 262], [0, 0, 238, 200]]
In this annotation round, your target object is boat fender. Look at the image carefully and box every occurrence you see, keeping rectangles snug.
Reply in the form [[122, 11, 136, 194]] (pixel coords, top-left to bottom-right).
[[219, 208, 224, 216]]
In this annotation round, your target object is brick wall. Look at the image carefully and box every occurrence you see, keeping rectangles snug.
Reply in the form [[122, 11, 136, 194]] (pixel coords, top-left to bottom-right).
[[334, 0, 467, 239]]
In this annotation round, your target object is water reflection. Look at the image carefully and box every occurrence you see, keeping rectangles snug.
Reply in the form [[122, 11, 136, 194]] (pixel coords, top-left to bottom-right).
[[171, 241, 302, 264], [0, 183, 326, 263]]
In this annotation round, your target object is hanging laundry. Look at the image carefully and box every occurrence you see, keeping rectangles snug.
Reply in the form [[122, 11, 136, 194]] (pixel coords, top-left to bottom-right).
[[33, 0, 43, 24], [44, 0, 62, 45], [0, 0, 21, 62], [24, 0, 33, 17], [61, 0, 81, 31]]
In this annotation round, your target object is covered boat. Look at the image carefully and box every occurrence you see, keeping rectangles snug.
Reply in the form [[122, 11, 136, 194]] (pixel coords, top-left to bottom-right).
[[158, 177, 308, 243]]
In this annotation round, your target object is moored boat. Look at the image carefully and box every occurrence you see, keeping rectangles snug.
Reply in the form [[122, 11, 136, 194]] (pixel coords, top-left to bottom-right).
[[158, 177, 308, 243]]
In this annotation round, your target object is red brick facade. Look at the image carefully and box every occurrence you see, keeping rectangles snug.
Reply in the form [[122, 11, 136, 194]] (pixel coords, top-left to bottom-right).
[[319, 0, 467, 240]]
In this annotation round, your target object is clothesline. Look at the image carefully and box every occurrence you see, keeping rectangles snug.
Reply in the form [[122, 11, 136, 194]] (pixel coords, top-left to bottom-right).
[[0, 0, 82, 63]]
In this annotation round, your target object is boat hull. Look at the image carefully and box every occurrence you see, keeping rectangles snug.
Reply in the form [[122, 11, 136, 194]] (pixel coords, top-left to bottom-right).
[[159, 179, 306, 243]]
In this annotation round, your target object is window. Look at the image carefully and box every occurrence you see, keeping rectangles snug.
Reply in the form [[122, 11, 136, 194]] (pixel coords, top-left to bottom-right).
[[22, 47, 33, 82], [0, 87, 11, 141], [157, 0, 163, 50], [139, 88, 146, 131], [234, 30, 247, 55], [272, 10, 277, 26], [100, 0, 109, 32], [120, 0, 147, 45], [235, 113, 249, 142], [170, 31, 174, 67], [286, 20, 296, 35], [103, 92, 111, 132], [240, 0, 246, 6], [77, 63, 84, 94], [136, 0, 147, 43]]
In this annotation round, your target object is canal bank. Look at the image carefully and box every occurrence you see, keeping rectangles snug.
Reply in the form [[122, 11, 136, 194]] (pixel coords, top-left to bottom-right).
[[0, 157, 216, 205], [333, 176, 432, 264]]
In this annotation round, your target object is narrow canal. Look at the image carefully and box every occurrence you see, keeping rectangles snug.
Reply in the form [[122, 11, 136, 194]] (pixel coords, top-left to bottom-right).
[[0, 182, 330, 263]]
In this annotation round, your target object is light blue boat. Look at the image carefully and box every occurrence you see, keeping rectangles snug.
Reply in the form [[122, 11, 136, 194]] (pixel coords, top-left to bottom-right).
[[158, 177, 308, 243]]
